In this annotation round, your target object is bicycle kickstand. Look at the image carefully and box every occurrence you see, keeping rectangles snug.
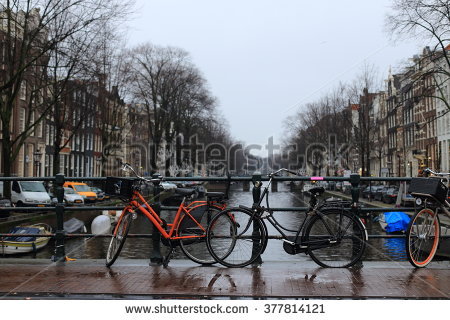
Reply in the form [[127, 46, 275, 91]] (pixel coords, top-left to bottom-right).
[[162, 245, 174, 268]]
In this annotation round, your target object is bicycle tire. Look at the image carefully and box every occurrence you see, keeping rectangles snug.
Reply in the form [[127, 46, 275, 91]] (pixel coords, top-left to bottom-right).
[[406, 208, 440, 268], [178, 205, 222, 265], [206, 207, 267, 268], [106, 209, 133, 267], [305, 209, 366, 268]]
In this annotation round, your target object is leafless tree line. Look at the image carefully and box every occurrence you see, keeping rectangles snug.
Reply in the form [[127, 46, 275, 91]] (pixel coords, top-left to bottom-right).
[[283, 64, 381, 176], [0, 1, 232, 197], [284, 0, 450, 177]]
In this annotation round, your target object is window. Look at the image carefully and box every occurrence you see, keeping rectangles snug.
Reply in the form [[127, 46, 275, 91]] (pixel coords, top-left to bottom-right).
[[19, 81, 26, 100], [37, 121, 43, 138], [18, 147, 24, 177], [49, 126, 54, 147], [19, 108, 26, 133], [45, 125, 49, 145], [30, 112, 35, 136], [59, 155, 64, 175]]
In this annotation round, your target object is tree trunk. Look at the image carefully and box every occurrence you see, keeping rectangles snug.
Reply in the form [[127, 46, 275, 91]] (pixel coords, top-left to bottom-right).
[[2, 129, 12, 199]]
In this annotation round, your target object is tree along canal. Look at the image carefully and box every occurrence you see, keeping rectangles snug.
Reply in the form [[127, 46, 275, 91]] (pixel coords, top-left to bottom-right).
[[0, 183, 412, 263]]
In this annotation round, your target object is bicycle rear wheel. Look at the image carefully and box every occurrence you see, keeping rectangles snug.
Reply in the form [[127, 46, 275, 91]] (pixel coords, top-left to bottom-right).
[[207, 208, 266, 268], [106, 209, 133, 267], [305, 210, 366, 268], [178, 206, 222, 265], [406, 208, 440, 268]]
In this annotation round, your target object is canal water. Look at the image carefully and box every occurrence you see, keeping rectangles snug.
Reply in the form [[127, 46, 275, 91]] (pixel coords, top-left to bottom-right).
[[0, 183, 408, 262]]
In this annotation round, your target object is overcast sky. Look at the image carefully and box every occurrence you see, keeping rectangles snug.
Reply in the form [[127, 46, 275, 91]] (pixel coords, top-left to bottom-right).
[[127, 0, 423, 154]]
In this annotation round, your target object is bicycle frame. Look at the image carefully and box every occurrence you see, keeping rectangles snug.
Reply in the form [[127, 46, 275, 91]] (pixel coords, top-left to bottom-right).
[[113, 190, 225, 241], [247, 169, 366, 248]]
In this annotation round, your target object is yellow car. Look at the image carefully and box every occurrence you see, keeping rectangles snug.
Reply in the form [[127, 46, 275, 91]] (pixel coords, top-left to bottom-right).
[[63, 182, 97, 202]]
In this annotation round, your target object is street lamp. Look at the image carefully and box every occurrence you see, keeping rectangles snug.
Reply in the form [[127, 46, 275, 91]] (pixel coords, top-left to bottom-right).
[[33, 148, 42, 177]]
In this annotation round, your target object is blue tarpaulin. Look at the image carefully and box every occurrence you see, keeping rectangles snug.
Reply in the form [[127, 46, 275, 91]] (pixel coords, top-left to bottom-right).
[[383, 212, 411, 233]]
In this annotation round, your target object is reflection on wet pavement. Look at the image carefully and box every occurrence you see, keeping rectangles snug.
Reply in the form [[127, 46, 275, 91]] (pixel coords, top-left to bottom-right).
[[0, 261, 449, 298]]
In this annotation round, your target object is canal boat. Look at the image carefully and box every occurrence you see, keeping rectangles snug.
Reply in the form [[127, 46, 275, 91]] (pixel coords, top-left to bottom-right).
[[0, 223, 52, 255]]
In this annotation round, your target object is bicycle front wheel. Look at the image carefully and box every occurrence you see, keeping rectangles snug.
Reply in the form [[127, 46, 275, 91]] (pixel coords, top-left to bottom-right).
[[406, 208, 440, 268], [106, 209, 133, 267], [178, 206, 222, 265], [305, 210, 366, 268], [207, 208, 266, 268]]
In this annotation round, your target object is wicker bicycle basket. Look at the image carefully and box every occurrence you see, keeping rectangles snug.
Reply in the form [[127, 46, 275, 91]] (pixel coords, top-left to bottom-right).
[[105, 177, 137, 198], [409, 177, 448, 203]]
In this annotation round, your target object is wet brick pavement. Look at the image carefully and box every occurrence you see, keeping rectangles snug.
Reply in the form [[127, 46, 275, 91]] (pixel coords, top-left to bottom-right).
[[0, 259, 449, 299]]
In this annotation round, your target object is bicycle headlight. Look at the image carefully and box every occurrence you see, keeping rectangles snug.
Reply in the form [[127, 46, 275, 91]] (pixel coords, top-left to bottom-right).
[[415, 198, 422, 206]]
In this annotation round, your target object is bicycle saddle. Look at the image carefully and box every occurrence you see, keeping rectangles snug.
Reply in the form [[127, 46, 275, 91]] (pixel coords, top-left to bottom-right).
[[206, 192, 225, 200], [175, 188, 196, 196], [309, 187, 325, 196]]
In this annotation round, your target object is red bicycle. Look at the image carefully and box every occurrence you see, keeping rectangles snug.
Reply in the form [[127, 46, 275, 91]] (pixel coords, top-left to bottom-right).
[[105, 163, 227, 267]]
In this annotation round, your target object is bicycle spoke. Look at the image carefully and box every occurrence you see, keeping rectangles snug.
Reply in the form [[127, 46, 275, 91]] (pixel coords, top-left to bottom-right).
[[306, 210, 366, 268], [406, 208, 440, 268]]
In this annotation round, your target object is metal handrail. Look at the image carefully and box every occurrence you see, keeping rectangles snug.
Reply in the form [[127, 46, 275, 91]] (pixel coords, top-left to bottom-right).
[[0, 173, 430, 262]]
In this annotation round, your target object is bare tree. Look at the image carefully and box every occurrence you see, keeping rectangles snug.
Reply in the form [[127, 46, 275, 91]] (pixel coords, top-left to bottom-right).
[[283, 83, 353, 175], [387, 0, 450, 111], [347, 64, 380, 176], [0, 0, 134, 196], [130, 43, 230, 175]]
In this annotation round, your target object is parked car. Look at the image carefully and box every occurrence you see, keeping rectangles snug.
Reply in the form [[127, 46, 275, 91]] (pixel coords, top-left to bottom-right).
[[374, 186, 390, 201], [382, 187, 399, 204], [63, 187, 84, 206], [362, 185, 384, 199], [1, 181, 52, 207], [63, 182, 97, 202], [90, 187, 105, 201]]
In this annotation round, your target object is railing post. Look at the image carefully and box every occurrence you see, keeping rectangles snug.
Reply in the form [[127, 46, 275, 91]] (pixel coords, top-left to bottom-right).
[[350, 173, 363, 268], [350, 174, 360, 208], [52, 173, 66, 262], [150, 173, 163, 264], [252, 173, 263, 265], [252, 174, 262, 205]]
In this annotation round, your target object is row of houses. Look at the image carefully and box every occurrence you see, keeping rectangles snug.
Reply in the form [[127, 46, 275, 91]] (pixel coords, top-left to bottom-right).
[[358, 46, 450, 177]]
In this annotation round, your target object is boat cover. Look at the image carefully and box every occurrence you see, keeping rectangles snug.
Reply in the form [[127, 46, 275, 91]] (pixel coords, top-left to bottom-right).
[[383, 212, 411, 233], [63, 218, 86, 233], [4, 227, 41, 242]]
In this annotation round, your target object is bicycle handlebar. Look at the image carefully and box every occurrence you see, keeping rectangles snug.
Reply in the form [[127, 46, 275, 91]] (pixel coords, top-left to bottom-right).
[[121, 162, 163, 184], [269, 168, 301, 177], [424, 168, 450, 176]]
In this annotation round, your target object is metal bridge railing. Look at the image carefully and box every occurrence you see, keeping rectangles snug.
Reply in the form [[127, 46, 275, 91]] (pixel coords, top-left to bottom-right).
[[0, 173, 435, 262]]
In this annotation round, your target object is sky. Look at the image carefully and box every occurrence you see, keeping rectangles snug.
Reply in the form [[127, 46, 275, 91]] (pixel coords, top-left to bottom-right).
[[126, 0, 424, 155]]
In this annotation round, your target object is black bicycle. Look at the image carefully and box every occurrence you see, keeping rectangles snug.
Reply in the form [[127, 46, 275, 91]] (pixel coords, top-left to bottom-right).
[[206, 168, 368, 268]]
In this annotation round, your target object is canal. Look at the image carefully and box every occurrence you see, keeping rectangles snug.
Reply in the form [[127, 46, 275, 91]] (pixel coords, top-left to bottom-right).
[[0, 183, 408, 262]]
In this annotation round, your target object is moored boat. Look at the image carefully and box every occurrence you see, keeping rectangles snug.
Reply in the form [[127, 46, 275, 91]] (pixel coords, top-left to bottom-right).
[[0, 223, 52, 255]]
